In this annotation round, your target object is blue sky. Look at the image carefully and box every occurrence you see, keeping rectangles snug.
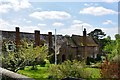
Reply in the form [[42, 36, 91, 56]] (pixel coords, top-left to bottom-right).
[[0, 0, 119, 39]]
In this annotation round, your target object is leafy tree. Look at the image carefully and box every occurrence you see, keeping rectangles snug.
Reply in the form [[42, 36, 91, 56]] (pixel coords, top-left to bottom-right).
[[2, 41, 48, 72], [104, 34, 120, 61], [101, 34, 120, 79], [88, 29, 106, 51], [115, 34, 120, 40], [88, 29, 106, 41]]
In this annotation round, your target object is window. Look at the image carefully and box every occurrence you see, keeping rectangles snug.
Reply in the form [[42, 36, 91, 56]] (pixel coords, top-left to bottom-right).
[[95, 47, 98, 51], [6, 44, 15, 51]]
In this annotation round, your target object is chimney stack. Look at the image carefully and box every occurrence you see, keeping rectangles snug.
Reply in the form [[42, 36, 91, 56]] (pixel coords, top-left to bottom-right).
[[83, 28, 86, 37], [83, 28, 87, 60], [16, 27, 20, 47], [48, 32, 53, 54], [35, 30, 40, 46]]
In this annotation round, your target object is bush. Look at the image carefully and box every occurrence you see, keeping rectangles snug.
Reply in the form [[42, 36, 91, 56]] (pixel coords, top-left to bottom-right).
[[44, 59, 50, 67], [81, 68, 101, 79], [48, 60, 84, 79], [100, 61, 119, 79], [48, 60, 101, 79]]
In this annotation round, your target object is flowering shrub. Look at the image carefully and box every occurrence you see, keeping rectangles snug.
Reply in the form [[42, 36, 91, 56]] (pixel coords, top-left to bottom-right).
[[100, 61, 120, 79], [2, 41, 48, 72]]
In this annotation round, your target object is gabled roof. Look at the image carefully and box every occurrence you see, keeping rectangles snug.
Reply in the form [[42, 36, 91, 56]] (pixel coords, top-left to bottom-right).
[[72, 35, 98, 47], [63, 36, 77, 47]]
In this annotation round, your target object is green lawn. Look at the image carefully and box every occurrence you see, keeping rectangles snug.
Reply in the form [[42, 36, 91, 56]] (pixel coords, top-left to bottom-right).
[[17, 65, 50, 80], [17, 65, 101, 80]]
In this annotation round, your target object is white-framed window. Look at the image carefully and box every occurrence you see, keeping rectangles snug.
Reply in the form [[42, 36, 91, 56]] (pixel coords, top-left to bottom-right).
[[6, 44, 15, 51]]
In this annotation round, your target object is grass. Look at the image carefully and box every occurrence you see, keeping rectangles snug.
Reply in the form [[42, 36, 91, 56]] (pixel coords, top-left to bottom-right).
[[17, 65, 50, 80], [83, 68, 101, 79], [17, 64, 101, 80]]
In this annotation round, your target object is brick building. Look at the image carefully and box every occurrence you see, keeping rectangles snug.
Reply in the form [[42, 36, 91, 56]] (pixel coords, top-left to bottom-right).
[[0, 27, 99, 63]]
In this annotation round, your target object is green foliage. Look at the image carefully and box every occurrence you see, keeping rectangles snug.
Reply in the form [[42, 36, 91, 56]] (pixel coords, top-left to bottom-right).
[[44, 59, 50, 67], [18, 65, 49, 80], [48, 60, 101, 79], [81, 68, 101, 79], [104, 34, 120, 61], [115, 34, 120, 40], [88, 29, 106, 40], [88, 29, 106, 51], [49, 60, 84, 79], [2, 40, 48, 72], [101, 34, 120, 79]]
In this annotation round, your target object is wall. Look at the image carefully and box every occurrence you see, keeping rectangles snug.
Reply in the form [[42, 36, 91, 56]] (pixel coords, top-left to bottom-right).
[[0, 67, 35, 80]]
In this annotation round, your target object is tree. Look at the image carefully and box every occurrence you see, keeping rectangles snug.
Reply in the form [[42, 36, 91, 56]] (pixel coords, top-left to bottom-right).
[[2, 40, 48, 72], [104, 34, 120, 61], [115, 34, 120, 40], [101, 34, 120, 79], [88, 29, 106, 41], [88, 29, 106, 51]]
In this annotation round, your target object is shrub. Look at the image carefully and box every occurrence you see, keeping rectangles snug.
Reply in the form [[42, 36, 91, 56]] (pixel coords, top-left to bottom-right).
[[2, 41, 48, 72], [44, 59, 50, 67], [48, 60, 101, 79], [81, 68, 101, 79], [100, 61, 119, 79]]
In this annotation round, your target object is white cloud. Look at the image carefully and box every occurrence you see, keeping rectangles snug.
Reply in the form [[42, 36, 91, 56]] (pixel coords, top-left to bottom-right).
[[38, 23, 46, 26], [0, 18, 41, 33], [102, 27, 118, 40], [59, 20, 117, 40], [20, 26, 40, 33], [84, 3, 98, 6], [23, 18, 32, 23], [10, 0, 31, 11], [80, 6, 117, 16], [103, 20, 113, 25], [0, 19, 19, 31], [26, 20, 32, 23], [52, 22, 64, 27], [84, 3, 89, 6], [29, 11, 71, 20], [0, 0, 31, 14], [0, 18, 117, 40], [73, 20, 83, 24], [59, 20, 92, 36], [0, 3, 12, 14]]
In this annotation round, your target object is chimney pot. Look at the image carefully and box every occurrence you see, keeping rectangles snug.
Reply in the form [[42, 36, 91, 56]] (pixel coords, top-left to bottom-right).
[[83, 28, 86, 37]]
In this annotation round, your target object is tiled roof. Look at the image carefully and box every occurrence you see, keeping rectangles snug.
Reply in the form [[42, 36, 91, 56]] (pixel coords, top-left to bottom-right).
[[72, 35, 98, 47], [63, 36, 77, 47]]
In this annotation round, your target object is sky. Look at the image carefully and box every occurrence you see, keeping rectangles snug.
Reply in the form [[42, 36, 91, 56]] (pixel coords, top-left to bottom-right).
[[0, 0, 119, 40]]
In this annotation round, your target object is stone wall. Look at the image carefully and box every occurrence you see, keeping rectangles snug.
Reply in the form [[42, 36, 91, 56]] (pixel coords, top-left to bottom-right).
[[0, 67, 35, 80]]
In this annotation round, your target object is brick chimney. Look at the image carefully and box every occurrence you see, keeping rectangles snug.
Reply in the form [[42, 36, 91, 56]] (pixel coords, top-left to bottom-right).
[[48, 32, 53, 54], [83, 28, 86, 37], [34, 30, 40, 46], [83, 28, 87, 59], [15, 27, 20, 47]]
